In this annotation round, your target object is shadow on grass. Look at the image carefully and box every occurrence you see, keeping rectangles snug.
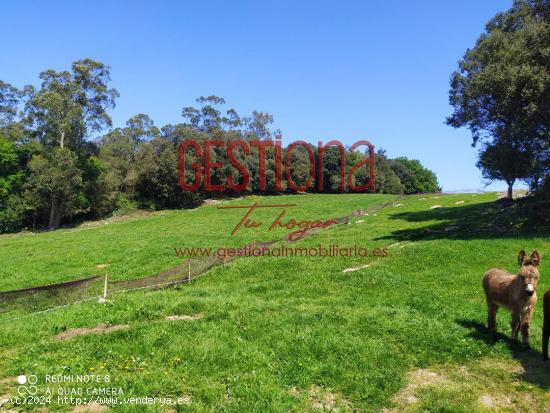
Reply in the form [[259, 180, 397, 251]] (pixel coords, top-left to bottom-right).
[[456, 319, 550, 389], [376, 197, 549, 241]]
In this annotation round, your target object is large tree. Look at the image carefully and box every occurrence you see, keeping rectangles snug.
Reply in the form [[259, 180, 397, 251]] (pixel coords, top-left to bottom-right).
[[447, 0, 550, 197], [20, 59, 118, 228], [24, 59, 118, 153], [24, 148, 83, 230], [477, 141, 532, 199]]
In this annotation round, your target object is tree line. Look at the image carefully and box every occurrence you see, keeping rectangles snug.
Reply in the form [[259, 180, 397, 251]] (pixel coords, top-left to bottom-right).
[[0, 60, 439, 233], [448, 0, 550, 199]]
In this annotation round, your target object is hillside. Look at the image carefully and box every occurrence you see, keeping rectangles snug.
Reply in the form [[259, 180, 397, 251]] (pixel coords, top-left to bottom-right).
[[1, 192, 549, 412]]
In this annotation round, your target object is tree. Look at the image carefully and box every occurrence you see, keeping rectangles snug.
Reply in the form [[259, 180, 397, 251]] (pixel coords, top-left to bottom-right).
[[447, 0, 550, 196], [477, 142, 531, 199], [126, 113, 159, 142], [392, 157, 439, 194], [374, 149, 405, 194], [20, 59, 118, 228], [0, 81, 22, 127], [24, 59, 118, 153], [0, 81, 27, 144], [374, 152, 405, 194], [0, 136, 25, 231], [134, 137, 199, 208], [24, 147, 83, 230], [243, 111, 273, 139], [182, 96, 243, 132]]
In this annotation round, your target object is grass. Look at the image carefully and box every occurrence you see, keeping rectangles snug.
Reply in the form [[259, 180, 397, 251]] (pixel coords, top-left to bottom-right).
[[0, 193, 395, 290], [1, 192, 549, 412]]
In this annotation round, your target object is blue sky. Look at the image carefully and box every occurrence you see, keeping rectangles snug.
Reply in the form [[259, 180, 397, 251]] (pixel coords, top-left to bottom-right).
[[1, 0, 514, 191]]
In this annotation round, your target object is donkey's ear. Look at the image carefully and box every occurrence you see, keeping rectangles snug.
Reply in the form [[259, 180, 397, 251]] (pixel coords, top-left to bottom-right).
[[531, 251, 541, 267], [518, 250, 527, 266]]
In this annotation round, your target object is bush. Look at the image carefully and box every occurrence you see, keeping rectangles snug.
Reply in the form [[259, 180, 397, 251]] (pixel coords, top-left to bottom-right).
[[113, 194, 139, 216]]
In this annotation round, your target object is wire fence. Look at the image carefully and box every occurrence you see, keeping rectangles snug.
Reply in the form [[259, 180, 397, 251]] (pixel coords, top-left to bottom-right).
[[0, 197, 402, 320]]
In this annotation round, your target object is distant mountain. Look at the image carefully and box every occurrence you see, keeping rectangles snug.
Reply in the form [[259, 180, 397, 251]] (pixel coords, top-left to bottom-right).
[[442, 189, 488, 194]]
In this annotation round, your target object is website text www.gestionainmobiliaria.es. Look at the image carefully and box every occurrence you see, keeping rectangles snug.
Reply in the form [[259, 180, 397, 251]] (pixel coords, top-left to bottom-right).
[[174, 244, 389, 261]]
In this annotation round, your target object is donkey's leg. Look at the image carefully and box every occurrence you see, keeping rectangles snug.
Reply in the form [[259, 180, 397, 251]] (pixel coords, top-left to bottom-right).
[[520, 300, 537, 346], [511, 310, 521, 341], [487, 303, 498, 333], [520, 323, 530, 346], [520, 313, 532, 346]]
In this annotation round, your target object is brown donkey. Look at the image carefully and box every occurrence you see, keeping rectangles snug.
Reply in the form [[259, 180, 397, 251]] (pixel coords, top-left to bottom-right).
[[543, 289, 550, 360], [482, 250, 541, 345]]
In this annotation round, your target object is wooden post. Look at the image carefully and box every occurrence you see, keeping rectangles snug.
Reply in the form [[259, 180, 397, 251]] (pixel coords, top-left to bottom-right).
[[102, 273, 108, 300], [187, 260, 191, 284]]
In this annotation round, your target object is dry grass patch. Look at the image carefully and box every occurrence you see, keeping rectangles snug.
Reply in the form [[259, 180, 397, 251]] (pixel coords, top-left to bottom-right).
[[54, 323, 128, 341], [383, 356, 550, 412], [165, 314, 203, 321], [0, 394, 12, 409], [385, 369, 449, 409], [0, 376, 15, 407], [309, 385, 351, 412], [288, 385, 352, 412]]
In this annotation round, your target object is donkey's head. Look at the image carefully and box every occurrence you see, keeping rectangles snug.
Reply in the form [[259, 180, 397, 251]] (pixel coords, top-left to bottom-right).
[[518, 250, 541, 296]]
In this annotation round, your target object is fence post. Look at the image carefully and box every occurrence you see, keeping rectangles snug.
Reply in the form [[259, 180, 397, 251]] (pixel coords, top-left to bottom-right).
[[187, 260, 191, 284]]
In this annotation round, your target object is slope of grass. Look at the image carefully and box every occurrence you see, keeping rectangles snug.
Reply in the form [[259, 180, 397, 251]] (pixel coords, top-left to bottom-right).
[[0, 194, 395, 291], [1, 192, 549, 412]]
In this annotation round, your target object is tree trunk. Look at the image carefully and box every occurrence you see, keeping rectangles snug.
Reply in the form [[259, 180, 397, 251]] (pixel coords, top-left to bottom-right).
[[533, 176, 540, 192], [48, 197, 63, 230], [48, 198, 57, 230], [53, 209, 63, 229], [507, 180, 514, 200]]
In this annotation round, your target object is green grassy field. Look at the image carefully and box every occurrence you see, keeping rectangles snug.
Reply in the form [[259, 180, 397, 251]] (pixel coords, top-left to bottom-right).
[[1, 192, 550, 412]]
